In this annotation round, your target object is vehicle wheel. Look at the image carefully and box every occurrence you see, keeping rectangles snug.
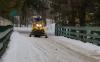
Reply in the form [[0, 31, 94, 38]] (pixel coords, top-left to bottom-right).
[[34, 35, 38, 37], [37, 35, 40, 38], [34, 35, 37, 37], [34, 35, 40, 38]]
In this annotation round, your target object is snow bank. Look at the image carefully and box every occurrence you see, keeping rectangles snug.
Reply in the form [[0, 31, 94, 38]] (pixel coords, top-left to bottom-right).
[[45, 23, 55, 35], [45, 19, 55, 35]]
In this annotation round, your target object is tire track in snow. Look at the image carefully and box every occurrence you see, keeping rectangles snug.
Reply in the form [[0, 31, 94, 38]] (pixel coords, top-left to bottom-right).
[[28, 37, 98, 62]]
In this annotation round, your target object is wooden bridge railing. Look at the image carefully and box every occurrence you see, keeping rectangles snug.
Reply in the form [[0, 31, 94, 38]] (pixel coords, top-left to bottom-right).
[[55, 25, 100, 46], [0, 25, 13, 58]]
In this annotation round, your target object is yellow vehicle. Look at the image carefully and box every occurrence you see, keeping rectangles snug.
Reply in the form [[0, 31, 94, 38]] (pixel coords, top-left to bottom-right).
[[29, 18, 48, 38]]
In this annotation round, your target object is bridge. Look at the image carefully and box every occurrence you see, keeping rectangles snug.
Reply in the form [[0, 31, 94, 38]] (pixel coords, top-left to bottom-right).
[[0, 18, 100, 62]]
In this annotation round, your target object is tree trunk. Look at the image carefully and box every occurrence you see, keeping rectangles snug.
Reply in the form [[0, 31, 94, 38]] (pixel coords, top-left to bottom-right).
[[79, 8, 86, 26], [40, 9, 47, 26], [79, 1, 86, 26]]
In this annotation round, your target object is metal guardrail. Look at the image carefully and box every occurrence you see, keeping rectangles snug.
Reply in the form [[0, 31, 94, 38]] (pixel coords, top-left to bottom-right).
[[55, 26, 100, 46], [0, 25, 13, 58]]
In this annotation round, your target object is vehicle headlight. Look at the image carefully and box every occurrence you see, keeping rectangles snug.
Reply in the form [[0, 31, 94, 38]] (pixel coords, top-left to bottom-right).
[[36, 24, 42, 27], [36, 24, 39, 27], [39, 24, 42, 27]]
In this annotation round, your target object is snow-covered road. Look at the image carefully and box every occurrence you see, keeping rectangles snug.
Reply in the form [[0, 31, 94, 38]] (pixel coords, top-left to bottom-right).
[[29, 36, 98, 62], [1, 31, 100, 62]]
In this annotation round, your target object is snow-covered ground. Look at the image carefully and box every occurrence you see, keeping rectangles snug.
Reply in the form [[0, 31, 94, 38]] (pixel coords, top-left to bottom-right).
[[50, 36, 100, 59], [1, 23, 100, 62], [1, 32, 100, 62]]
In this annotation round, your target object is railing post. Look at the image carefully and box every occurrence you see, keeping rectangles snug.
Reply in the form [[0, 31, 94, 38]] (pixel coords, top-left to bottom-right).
[[65, 27, 68, 37], [68, 28, 71, 37], [76, 30, 80, 39], [86, 30, 91, 39], [55, 25, 57, 36]]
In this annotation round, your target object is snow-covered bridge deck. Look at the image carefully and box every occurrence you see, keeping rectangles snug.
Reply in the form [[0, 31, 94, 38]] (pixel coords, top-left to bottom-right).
[[1, 27, 100, 62]]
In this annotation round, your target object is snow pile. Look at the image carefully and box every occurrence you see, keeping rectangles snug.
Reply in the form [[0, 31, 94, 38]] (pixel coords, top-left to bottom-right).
[[45, 23, 55, 35], [51, 36, 100, 56], [45, 19, 55, 35]]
